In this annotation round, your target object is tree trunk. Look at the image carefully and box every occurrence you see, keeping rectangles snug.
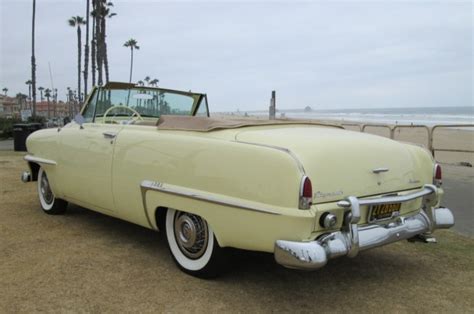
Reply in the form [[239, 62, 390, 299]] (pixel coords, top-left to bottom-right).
[[28, 85, 31, 110], [96, 8, 103, 86], [102, 16, 109, 83], [47, 98, 50, 119], [91, 13, 96, 86], [77, 26, 82, 103], [84, 0, 90, 98], [104, 42, 109, 83], [31, 0, 37, 118], [129, 47, 134, 83]]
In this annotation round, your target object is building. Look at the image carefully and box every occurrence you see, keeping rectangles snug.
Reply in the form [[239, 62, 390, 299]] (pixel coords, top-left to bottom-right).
[[0, 95, 20, 118]]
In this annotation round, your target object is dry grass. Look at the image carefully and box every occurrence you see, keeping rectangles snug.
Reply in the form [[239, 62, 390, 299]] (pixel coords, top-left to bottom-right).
[[1, 151, 473, 313]]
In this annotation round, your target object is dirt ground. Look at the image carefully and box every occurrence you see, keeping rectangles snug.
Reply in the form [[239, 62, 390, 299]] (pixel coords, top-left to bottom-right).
[[1, 151, 474, 313]]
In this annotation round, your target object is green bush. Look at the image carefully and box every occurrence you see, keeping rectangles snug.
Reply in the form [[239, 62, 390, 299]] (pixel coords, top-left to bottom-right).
[[27, 115, 46, 124], [0, 117, 21, 139]]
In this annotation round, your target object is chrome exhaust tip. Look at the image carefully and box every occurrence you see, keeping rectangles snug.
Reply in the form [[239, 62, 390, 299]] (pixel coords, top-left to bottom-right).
[[21, 171, 31, 183]]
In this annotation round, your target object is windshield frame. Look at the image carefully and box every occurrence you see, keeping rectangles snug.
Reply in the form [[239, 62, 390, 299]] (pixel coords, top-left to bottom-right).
[[80, 83, 209, 123]]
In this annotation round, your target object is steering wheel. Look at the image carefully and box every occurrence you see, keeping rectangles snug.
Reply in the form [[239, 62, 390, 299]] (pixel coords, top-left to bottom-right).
[[101, 105, 144, 124]]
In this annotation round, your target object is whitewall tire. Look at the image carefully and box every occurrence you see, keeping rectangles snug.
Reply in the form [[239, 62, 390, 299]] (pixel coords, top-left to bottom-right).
[[37, 167, 67, 215], [165, 208, 225, 278]]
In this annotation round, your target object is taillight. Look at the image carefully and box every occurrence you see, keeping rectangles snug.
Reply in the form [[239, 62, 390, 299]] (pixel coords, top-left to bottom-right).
[[299, 176, 312, 209], [434, 163, 442, 187]]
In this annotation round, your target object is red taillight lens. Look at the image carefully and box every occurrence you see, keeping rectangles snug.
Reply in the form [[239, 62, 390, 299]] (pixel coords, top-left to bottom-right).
[[299, 176, 312, 209], [434, 164, 442, 187]]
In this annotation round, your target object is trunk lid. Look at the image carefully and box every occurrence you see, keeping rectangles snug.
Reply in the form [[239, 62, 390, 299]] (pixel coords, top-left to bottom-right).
[[233, 125, 431, 204]]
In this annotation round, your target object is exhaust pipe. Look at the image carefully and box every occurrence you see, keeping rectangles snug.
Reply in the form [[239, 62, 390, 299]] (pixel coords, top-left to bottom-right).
[[21, 171, 31, 183]]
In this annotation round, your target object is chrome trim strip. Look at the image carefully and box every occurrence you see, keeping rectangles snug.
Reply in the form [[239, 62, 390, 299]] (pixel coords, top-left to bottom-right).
[[24, 155, 57, 166], [140, 180, 281, 215], [337, 185, 437, 208], [235, 141, 306, 175]]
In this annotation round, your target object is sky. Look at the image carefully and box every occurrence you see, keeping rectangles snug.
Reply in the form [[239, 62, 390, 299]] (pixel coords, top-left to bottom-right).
[[0, 0, 472, 111]]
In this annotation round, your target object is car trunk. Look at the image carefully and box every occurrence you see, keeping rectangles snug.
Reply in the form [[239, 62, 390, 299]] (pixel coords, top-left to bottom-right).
[[234, 125, 430, 204]]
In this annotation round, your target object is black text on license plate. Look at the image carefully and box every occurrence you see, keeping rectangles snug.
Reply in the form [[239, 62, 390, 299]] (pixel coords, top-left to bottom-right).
[[369, 203, 401, 222]]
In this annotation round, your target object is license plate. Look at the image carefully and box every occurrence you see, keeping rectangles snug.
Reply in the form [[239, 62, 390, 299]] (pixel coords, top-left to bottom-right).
[[369, 203, 401, 222]]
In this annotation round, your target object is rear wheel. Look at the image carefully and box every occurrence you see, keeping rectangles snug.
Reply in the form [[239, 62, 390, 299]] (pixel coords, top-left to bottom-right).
[[165, 208, 225, 278], [37, 167, 68, 215]]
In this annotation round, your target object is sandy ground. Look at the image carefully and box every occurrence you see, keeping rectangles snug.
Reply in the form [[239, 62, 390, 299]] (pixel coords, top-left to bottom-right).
[[1, 151, 474, 312]]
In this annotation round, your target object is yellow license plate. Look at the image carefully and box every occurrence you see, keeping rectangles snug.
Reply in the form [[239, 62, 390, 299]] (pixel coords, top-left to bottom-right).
[[369, 203, 401, 222]]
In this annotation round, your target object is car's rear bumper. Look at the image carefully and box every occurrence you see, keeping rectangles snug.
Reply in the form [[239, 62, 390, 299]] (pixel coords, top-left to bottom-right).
[[274, 184, 454, 270]]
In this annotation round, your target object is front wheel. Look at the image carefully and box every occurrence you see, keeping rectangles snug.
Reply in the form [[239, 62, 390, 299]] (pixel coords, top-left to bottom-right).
[[37, 167, 68, 215], [165, 208, 225, 278]]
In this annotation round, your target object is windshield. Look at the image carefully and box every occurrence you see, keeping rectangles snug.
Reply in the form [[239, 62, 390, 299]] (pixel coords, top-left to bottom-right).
[[82, 87, 206, 123]]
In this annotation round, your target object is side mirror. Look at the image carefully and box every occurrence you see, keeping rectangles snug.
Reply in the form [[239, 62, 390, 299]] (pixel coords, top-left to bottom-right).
[[74, 114, 85, 129]]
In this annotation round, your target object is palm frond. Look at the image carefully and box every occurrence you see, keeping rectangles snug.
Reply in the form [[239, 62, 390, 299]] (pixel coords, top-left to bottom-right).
[[68, 17, 76, 26]]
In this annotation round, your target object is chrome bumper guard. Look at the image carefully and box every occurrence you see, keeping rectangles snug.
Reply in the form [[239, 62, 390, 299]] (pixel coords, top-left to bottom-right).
[[274, 184, 454, 270]]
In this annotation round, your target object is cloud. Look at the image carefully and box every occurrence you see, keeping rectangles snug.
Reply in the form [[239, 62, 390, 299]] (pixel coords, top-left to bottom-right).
[[0, 0, 472, 111]]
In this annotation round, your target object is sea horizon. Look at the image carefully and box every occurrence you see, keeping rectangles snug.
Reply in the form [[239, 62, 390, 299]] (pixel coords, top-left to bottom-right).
[[223, 106, 473, 126]]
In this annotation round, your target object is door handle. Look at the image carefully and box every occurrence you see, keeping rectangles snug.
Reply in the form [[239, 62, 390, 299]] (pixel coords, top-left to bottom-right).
[[103, 131, 117, 139]]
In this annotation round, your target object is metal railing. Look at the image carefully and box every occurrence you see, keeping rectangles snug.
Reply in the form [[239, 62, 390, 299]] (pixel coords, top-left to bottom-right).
[[341, 123, 474, 158], [430, 124, 474, 158]]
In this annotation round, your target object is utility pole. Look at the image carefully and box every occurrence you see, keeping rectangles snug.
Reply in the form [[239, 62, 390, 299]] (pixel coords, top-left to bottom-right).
[[269, 90, 276, 120]]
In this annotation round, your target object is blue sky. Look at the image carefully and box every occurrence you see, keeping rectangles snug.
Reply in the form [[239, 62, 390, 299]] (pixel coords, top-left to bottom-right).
[[0, 0, 472, 111]]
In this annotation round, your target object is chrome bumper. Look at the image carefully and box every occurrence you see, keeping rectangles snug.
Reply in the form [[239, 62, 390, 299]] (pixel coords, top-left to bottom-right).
[[274, 184, 454, 270]]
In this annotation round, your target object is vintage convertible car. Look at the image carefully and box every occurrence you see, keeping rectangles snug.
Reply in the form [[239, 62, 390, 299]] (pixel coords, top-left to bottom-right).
[[21, 82, 454, 278]]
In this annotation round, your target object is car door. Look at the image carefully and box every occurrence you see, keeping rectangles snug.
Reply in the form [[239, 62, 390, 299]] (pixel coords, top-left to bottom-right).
[[58, 122, 122, 213]]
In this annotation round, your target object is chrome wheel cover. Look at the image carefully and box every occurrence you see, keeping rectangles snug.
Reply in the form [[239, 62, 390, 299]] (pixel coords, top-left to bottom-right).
[[40, 172, 54, 205], [173, 212, 209, 259]]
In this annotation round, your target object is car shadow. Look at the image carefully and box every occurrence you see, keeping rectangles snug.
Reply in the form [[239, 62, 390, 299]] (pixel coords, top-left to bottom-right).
[[64, 204, 423, 287]]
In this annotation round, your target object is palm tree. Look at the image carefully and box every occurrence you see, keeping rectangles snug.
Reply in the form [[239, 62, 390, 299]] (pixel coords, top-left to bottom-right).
[[38, 86, 44, 102], [123, 38, 139, 83], [44, 88, 51, 119], [100, 2, 116, 83], [92, 1, 102, 85], [25, 80, 32, 109], [2, 87, 7, 96], [31, 0, 37, 118], [84, 0, 91, 97], [90, 3, 97, 87], [150, 78, 159, 87], [137, 80, 144, 86], [144, 76, 150, 86], [92, 1, 116, 86], [69, 16, 86, 102]]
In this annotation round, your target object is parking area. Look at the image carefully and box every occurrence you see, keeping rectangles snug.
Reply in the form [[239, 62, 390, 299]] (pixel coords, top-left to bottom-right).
[[1, 150, 473, 312]]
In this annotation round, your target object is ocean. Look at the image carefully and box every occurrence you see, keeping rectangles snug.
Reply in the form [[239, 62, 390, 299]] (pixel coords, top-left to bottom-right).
[[250, 106, 473, 126]]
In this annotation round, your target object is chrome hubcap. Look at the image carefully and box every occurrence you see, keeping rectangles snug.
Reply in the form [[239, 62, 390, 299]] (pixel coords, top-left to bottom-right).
[[40, 172, 54, 205], [174, 212, 209, 259]]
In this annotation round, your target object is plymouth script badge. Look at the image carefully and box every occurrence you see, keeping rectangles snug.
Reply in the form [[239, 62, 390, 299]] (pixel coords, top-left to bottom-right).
[[314, 190, 344, 199]]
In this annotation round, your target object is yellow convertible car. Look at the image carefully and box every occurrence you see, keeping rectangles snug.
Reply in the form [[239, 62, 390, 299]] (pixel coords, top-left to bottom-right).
[[21, 82, 454, 278]]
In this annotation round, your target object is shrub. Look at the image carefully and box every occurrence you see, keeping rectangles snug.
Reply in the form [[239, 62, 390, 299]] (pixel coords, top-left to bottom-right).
[[0, 117, 21, 139]]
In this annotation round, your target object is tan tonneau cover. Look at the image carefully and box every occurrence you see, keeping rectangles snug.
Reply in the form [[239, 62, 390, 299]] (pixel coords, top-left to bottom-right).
[[156, 115, 342, 132]]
